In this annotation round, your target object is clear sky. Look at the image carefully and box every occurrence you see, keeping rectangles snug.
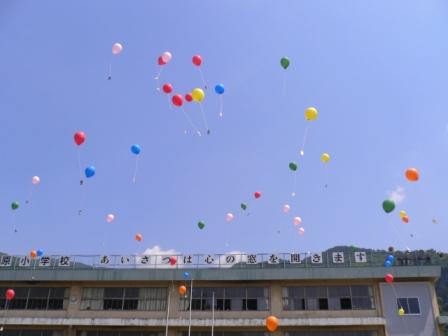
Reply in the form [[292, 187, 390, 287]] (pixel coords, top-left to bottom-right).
[[0, 0, 447, 256]]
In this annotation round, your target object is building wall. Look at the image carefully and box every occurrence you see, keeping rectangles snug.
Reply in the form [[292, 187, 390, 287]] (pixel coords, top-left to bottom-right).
[[380, 282, 440, 336]]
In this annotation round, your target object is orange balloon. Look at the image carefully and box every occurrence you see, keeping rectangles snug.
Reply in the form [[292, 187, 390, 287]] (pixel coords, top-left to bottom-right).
[[178, 285, 187, 295], [30, 250, 37, 258], [405, 168, 419, 182], [402, 216, 409, 224], [135, 233, 143, 242], [266, 316, 279, 332]]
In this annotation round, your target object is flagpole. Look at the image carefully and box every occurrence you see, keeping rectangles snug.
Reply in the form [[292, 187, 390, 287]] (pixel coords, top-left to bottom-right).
[[211, 291, 215, 336], [188, 279, 194, 336], [165, 284, 171, 336]]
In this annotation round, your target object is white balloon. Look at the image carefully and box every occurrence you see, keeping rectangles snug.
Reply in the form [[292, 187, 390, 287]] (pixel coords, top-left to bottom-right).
[[161, 51, 172, 63], [298, 227, 305, 235], [293, 216, 302, 226], [112, 43, 123, 55], [106, 214, 115, 223], [226, 213, 234, 222], [31, 176, 40, 185]]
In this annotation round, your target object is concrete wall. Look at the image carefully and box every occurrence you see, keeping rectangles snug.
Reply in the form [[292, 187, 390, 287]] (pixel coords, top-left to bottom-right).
[[380, 282, 439, 336]]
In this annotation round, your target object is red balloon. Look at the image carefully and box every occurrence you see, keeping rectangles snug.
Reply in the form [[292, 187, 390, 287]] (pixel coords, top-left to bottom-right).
[[254, 191, 262, 199], [74, 131, 86, 146], [385, 273, 394, 283], [158, 56, 166, 66], [185, 93, 193, 102], [162, 83, 173, 94], [169, 256, 177, 266], [6, 289, 15, 301], [192, 55, 202, 66], [172, 94, 183, 107]]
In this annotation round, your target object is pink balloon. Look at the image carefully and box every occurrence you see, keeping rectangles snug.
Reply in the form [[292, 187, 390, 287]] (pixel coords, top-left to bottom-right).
[[106, 214, 115, 223], [293, 216, 302, 226], [32, 176, 40, 185], [112, 43, 123, 55], [282, 204, 290, 213], [226, 213, 234, 222], [161, 51, 172, 63], [298, 227, 305, 235]]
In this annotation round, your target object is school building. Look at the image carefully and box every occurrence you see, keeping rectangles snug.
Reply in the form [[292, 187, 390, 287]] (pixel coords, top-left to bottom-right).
[[0, 250, 446, 336]]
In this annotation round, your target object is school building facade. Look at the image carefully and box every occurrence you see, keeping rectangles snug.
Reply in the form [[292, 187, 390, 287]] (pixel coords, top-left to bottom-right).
[[0, 251, 446, 336]]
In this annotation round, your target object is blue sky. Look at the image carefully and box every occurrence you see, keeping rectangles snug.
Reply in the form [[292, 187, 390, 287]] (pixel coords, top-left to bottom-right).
[[0, 0, 447, 255]]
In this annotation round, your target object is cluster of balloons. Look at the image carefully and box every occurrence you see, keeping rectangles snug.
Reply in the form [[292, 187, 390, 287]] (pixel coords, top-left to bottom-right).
[[157, 52, 226, 135], [74, 131, 97, 180], [399, 210, 409, 224], [384, 254, 394, 267]]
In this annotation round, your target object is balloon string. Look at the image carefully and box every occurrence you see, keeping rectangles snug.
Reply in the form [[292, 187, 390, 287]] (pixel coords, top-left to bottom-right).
[[390, 218, 411, 251], [181, 106, 201, 136], [300, 125, 309, 156], [132, 156, 139, 184], [292, 173, 297, 197], [389, 283, 410, 333], [198, 68, 208, 90], [219, 96, 223, 118], [77, 148, 84, 185], [282, 71, 286, 97], [1, 300, 9, 332], [12, 213, 16, 233], [25, 189, 33, 205], [108, 59, 112, 80], [155, 67, 164, 92], [324, 165, 329, 189], [198, 103, 210, 134]]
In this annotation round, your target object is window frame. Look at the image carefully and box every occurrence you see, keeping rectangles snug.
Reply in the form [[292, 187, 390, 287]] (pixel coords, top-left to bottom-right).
[[396, 297, 421, 316], [282, 285, 375, 311], [180, 287, 270, 312], [80, 287, 167, 311]]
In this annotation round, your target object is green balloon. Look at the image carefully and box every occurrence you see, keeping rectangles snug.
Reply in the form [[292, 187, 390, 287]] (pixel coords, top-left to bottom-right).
[[382, 200, 395, 213], [197, 221, 205, 230], [289, 162, 298, 171], [240, 203, 247, 210], [11, 201, 19, 210], [280, 57, 290, 69]]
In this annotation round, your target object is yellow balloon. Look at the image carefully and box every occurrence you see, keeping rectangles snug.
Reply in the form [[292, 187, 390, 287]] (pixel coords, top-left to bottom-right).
[[305, 107, 318, 121], [399, 210, 407, 219], [398, 308, 405, 316], [191, 88, 205, 102], [321, 153, 330, 163]]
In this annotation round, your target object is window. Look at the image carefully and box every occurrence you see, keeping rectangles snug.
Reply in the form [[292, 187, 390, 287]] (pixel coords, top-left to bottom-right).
[[77, 332, 162, 336], [0, 287, 67, 310], [397, 297, 421, 315], [282, 285, 375, 311], [286, 332, 378, 336], [81, 287, 166, 311], [180, 287, 269, 311], [1, 330, 63, 336]]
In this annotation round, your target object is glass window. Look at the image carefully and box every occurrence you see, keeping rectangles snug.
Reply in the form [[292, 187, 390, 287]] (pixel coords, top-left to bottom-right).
[[180, 287, 269, 311], [283, 285, 374, 311], [397, 297, 421, 315], [0, 287, 67, 310], [81, 288, 166, 311]]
